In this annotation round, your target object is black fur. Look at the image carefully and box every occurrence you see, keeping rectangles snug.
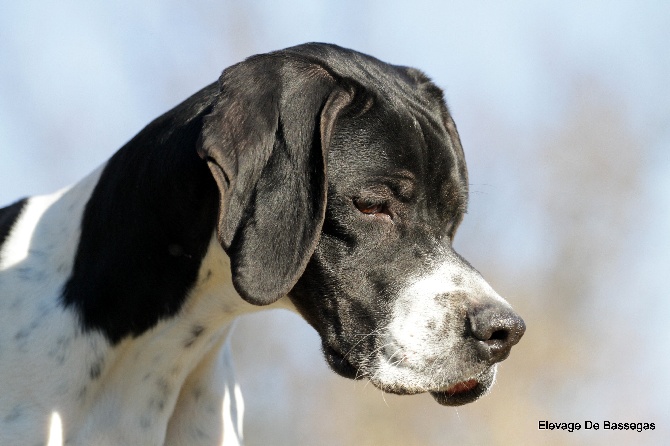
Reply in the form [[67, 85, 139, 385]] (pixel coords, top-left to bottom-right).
[[52, 44, 523, 406], [0, 198, 28, 260], [61, 84, 221, 344], [60, 43, 468, 346], [198, 50, 352, 305], [287, 55, 471, 378]]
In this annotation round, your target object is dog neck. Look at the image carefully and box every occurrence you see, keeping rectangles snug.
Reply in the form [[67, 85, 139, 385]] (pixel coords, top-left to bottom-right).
[[3, 164, 292, 443], [65, 227, 295, 444], [0, 82, 300, 443]]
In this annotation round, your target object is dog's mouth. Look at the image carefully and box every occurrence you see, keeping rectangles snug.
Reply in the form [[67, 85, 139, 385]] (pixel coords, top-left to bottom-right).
[[323, 343, 495, 405], [429, 367, 495, 406], [429, 378, 486, 406]]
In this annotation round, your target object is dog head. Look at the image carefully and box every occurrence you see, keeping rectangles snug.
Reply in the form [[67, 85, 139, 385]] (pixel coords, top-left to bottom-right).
[[199, 43, 525, 406]]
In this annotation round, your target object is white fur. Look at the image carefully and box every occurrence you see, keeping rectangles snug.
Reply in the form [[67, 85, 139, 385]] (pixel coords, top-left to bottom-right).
[[0, 166, 292, 445], [373, 255, 509, 392]]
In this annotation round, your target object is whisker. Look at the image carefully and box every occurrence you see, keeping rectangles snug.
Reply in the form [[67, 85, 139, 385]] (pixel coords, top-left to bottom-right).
[[345, 326, 386, 353]]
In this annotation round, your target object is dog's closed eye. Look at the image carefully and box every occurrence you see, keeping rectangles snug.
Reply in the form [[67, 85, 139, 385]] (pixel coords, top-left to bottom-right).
[[353, 198, 392, 219]]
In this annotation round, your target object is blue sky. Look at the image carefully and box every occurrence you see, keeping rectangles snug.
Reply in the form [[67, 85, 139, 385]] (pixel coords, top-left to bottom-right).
[[2, 1, 668, 197]]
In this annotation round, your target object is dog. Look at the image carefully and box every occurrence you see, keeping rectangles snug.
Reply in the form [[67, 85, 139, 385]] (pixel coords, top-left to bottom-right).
[[0, 43, 525, 445]]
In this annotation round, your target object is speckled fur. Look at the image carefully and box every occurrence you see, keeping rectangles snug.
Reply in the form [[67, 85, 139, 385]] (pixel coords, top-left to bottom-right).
[[0, 167, 284, 445]]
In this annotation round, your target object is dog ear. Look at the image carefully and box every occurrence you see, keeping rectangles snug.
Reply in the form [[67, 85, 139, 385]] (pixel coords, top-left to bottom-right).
[[198, 55, 352, 305]]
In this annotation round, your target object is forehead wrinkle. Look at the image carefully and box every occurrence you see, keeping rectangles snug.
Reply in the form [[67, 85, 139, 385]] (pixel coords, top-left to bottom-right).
[[404, 106, 453, 171], [416, 112, 468, 218]]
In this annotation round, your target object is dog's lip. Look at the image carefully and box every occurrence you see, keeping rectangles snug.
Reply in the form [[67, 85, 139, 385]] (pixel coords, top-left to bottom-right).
[[324, 342, 495, 406], [444, 379, 479, 395], [429, 380, 484, 406], [429, 369, 495, 406]]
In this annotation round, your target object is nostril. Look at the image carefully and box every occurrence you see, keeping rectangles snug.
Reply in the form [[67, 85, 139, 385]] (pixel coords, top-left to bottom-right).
[[468, 306, 525, 363], [488, 329, 509, 342]]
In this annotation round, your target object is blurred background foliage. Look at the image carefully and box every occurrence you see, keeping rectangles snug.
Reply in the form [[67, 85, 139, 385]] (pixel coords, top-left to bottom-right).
[[1, 1, 668, 444]]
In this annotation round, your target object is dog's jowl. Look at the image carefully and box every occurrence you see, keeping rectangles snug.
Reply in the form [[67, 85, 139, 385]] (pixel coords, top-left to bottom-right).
[[0, 43, 524, 445]]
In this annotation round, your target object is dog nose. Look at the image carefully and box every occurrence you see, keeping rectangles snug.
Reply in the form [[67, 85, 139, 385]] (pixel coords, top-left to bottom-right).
[[468, 305, 525, 364]]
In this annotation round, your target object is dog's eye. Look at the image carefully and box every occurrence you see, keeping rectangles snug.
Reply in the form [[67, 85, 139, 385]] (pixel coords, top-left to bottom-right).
[[353, 198, 390, 218]]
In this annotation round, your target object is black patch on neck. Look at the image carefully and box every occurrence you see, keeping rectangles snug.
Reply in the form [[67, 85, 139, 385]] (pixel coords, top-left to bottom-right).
[[0, 198, 28, 261], [62, 84, 221, 344]]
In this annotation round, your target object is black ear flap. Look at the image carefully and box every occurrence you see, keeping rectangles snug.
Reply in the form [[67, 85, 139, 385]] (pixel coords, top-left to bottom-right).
[[198, 56, 352, 305]]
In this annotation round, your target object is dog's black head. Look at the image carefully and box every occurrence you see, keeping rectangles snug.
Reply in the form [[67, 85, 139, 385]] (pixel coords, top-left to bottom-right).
[[199, 43, 525, 406]]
